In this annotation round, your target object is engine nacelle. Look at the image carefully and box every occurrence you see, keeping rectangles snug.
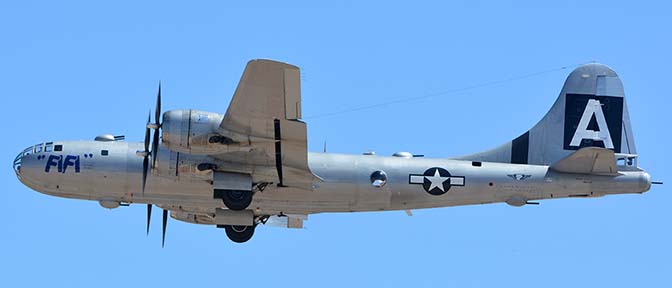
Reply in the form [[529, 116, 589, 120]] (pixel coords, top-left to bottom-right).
[[162, 109, 225, 154]]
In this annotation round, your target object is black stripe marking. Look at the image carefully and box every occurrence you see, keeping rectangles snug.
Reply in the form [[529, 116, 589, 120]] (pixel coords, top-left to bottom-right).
[[175, 152, 180, 177], [274, 119, 285, 187], [511, 131, 529, 164], [186, 110, 192, 148]]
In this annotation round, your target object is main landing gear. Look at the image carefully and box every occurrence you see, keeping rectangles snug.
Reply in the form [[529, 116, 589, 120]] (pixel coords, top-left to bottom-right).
[[212, 172, 258, 211], [216, 189, 253, 211], [215, 209, 268, 243], [222, 224, 256, 243]]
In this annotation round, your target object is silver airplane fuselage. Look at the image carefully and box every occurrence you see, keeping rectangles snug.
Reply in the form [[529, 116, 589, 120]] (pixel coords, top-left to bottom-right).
[[14, 139, 651, 215]]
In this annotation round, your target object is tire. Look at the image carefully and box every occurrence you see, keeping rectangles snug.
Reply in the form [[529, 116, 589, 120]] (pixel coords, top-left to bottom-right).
[[224, 225, 255, 243], [219, 189, 253, 210]]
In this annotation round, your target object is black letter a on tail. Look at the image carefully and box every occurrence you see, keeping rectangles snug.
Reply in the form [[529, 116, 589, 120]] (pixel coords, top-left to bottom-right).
[[563, 94, 623, 152]]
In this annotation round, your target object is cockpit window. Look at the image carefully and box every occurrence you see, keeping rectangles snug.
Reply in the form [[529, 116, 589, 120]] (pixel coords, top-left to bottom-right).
[[101, 150, 109, 156], [34, 143, 45, 153], [44, 142, 53, 152], [54, 145, 63, 152]]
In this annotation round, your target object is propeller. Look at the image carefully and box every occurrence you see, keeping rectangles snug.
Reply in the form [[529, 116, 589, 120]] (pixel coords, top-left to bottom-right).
[[141, 83, 162, 239], [162, 209, 168, 247], [141, 112, 154, 237], [155, 84, 166, 247]]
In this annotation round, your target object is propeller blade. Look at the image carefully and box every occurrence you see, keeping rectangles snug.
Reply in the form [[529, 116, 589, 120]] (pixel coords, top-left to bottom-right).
[[162, 209, 168, 248], [142, 157, 148, 195], [146, 204, 152, 235], [142, 112, 151, 196], [151, 130, 159, 168], [155, 82, 161, 126], [144, 112, 151, 152], [151, 83, 161, 168]]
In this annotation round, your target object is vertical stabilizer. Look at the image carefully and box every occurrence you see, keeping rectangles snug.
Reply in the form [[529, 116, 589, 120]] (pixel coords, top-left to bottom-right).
[[456, 63, 637, 165]]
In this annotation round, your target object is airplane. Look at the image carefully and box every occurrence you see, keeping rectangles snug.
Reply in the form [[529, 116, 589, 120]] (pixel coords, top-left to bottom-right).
[[13, 59, 661, 245]]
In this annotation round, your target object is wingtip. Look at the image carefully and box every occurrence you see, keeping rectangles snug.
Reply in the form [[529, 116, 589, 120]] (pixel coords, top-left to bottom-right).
[[247, 59, 299, 70]]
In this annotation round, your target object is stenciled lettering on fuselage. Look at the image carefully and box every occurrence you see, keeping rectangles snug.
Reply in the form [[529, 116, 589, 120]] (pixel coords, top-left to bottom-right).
[[43, 155, 81, 174], [563, 94, 623, 152], [409, 167, 465, 196]]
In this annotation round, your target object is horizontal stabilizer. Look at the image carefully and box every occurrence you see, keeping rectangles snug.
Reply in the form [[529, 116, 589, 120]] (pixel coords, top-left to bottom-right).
[[550, 147, 618, 175]]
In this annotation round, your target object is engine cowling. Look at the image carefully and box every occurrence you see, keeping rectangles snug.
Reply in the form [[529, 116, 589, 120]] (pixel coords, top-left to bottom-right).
[[162, 109, 225, 154]]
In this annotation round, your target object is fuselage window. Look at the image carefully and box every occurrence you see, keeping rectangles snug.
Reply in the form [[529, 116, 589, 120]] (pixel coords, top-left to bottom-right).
[[101, 150, 109, 156], [54, 145, 63, 152]]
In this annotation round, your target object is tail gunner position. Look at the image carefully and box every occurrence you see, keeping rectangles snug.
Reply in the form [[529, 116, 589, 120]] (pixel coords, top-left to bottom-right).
[[14, 60, 659, 244]]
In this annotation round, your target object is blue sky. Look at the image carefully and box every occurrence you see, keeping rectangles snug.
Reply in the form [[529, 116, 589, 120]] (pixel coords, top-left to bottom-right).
[[1, 1, 670, 287]]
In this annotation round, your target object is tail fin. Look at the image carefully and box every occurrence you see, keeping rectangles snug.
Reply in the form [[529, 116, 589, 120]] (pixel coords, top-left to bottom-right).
[[456, 63, 637, 165]]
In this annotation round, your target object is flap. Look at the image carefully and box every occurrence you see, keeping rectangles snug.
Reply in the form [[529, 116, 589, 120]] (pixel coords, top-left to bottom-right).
[[550, 147, 618, 175]]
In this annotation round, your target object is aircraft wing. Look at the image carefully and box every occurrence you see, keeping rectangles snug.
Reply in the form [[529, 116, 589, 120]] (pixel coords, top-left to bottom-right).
[[216, 59, 313, 190]]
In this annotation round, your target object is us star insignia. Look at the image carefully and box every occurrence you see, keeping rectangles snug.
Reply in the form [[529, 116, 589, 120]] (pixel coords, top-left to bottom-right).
[[409, 167, 465, 195]]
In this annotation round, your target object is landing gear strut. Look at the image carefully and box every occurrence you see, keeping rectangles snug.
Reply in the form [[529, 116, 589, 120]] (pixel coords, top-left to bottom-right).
[[215, 189, 253, 210], [223, 224, 255, 243]]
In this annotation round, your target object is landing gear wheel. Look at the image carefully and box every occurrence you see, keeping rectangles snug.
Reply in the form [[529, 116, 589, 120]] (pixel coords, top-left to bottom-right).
[[218, 189, 253, 211], [224, 225, 255, 243]]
